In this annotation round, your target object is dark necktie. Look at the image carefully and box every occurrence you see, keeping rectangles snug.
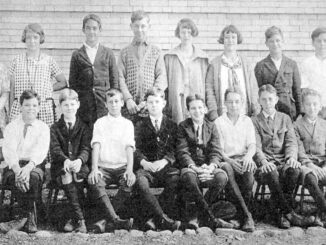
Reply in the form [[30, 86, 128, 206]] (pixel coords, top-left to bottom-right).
[[154, 119, 159, 132], [68, 122, 72, 135], [23, 124, 32, 138], [196, 125, 200, 143], [267, 116, 273, 130]]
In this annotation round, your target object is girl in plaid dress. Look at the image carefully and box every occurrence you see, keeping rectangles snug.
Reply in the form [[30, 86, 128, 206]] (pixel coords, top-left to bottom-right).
[[9, 23, 67, 126], [0, 63, 9, 133]]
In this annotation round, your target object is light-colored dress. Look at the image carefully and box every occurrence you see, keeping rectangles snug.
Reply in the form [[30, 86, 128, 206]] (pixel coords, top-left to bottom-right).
[[164, 45, 208, 124], [0, 63, 10, 131], [9, 53, 62, 126]]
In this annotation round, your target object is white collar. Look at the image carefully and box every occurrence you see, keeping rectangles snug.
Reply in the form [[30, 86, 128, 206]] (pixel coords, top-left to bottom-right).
[[305, 116, 317, 126], [64, 118, 76, 128], [83, 42, 99, 50], [150, 115, 163, 125], [262, 110, 276, 120]]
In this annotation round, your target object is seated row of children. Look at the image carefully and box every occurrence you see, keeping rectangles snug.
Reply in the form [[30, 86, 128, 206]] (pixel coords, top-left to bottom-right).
[[2, 84, 326, 234]]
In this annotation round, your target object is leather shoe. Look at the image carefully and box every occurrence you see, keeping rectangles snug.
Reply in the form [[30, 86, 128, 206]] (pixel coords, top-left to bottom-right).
[[63, 219, 74, 232], [285, 211, 314, 227], [0, 217, 27, 233], [278, 214, 290, 229], [90, 219, 107, 233], [144, 218, 156, 231], [242, 216, 255, 232], [160, 214, 181, 231], [113, 217, 133, 230], [75, 219, 87, 233], [213, 218, 234, 229], [187, 218, 199, 230], [24, 212, 37, 233]]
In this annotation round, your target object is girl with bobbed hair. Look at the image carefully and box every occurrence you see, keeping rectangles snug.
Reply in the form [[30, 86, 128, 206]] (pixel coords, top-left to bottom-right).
[[206, 25, 259, 120], [164, 18, 209, 123], [9, 23, 67, 125]]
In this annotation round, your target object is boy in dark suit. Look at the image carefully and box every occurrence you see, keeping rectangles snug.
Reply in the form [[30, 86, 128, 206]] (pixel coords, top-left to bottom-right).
[[50, 88, 91, 233], [134, 88, 181, 231], [294, 89, 326, 224], [177, 94, 234, 229], [252, 84, 312, 228]]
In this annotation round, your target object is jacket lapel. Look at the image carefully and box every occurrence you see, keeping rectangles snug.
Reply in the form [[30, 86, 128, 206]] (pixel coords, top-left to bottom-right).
[[144, 116, 156, 134], [264, 55, 278, 75], [274, 55, 287, 85], [93, 44, 104, 66], [79, 46, 92, 65], [257, 112, 273, 135]]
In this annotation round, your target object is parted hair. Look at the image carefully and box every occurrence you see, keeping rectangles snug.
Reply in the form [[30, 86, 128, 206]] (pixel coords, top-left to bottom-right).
[[218, 25, 243, 44], [186, 94, 205, 110], [106, 88, 124, 100], [311, 27, 326, 41], [144, 88, 165, 101], [265, 26, 283, 41], [224, 87, 244, 101], [21, 23, 45, 44], [301, 88, 322, 103], [131, 10, 150, 23], [258, 84, 277, 97], [175, 18, 199, 38], [59, 88, 79, 104], [83, 13, 102, 30], [19, 90, 41, 105]]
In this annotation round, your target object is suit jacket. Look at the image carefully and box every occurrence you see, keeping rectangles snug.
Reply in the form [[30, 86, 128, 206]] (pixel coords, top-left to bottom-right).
[[205, 54, 260, 121], [50, 115, 91, 178], [254, 55, 302, 120], [176, 117, 223, 169], [252, 111, 298, 167], [294, 116, 326, 166], [134, 115, 178, 170], [69, 44, 119, 125]]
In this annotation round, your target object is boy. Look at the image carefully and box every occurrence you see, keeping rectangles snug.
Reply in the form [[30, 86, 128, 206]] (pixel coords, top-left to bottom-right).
[[215, 88, 256, 232], [134, 88, 181, 231], [252, 84, 312, 228], [50, 88, 91, 233], [2, 90, 50, 233], [88, 88, 135, 232], [301, 27, 326, 119], [177, 94, 234, 229], [118, 10, 167, 123], [294, 89, 326, 223], [69, 14, 119, 129]]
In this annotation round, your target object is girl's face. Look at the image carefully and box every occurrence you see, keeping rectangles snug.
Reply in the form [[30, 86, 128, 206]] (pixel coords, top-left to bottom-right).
[[25, 30, 41, 52], [313, 33, 326, 56], [224, 32, 238, 52], [179, 27, 193, 44], [266, 34, 284, 56]]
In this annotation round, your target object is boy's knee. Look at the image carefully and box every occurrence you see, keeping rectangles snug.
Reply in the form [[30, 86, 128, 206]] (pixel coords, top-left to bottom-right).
[[213, 169, 228, 186]]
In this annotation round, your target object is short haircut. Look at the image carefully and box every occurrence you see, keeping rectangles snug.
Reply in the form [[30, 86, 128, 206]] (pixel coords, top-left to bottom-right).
[[311, 27, 326, 41], [144, 88, 165, 101], [301, 88, 322, 103], [106, 88, 124, 100], [175, 18, 199, 38], [224, 87, 244, 101], [258, 84, 277, 97], [59, 88, 79, 104], [83, 14, 102, 30], [19, 90, 41, 106], [265, 26, 283, 41], [218, 25, 243, 44], [186, 94, 205, 110], [131, 10, 150, 23], [21, 23, 45, 44]]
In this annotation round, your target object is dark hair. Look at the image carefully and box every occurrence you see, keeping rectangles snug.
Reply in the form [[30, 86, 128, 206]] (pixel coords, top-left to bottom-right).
[[175, 18, 199, 38], [224, 87, 244, 101], [83, 14, 102, 30], [59, 88, 79, 104], [19, 90, 41, 106], [258, 84, 277, 97], [311, 27, 326, 41], [131, 10, 150, 23], [265, 26, 283, 41], [301, 88, 322, 103], [21, 23, 45, 44], [144, 88, 165, 101], [106, 88, 124, 100], [186, 94, 205, 110], [218, 25, 243, 44]]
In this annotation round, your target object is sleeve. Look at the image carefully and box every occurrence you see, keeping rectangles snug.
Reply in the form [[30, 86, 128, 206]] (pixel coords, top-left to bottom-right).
[[284, 115, 298, 160], [108, 50, 119, 89], [68, 51, 78, 90], [245, 117, 256, 147], [208, 123, 223, 167], [91, 120, 102, 147], [125, 121, 135, 150], [0, 64, 10, 93], [293, 121, 311, 165], [8, 57, 17, 77], [117, 50, 133, 102], [254, 61, 263, 87], [292, 62, 302, 115], [77, 125, 92, 164], [50, 125, 68, 165], [49, 56, 62, 79], [176, 123, 196, 168], [299, 60, 310, 88], [134, 121, 148, 166], [205, 64, 218, 121], [247, 63, 260, 116], [154, 50, 167, 91], [214, 119, 225, 153], [2, 123, 20, 169], [162, 122, 177, 165], [252, 117, 267, 167], [30, 123, 50, 165]]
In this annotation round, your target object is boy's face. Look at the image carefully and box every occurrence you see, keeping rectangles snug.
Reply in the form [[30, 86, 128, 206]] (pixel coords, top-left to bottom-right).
[[21, 98, 39, 122], [303, 95, 321, 119], [146, 95, 166, 118], [312, 33, 326, 55], [83, 19, 101, 45], [259, 91, 278, 115], [25, 30, 41, 51], [107, 94, 124, 117], [225, 92, 243, 116], [188, 100, 207, 123], [60, 99, 80, 119], [266, 34, 283, 55], [130, 18, 150, 42]]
